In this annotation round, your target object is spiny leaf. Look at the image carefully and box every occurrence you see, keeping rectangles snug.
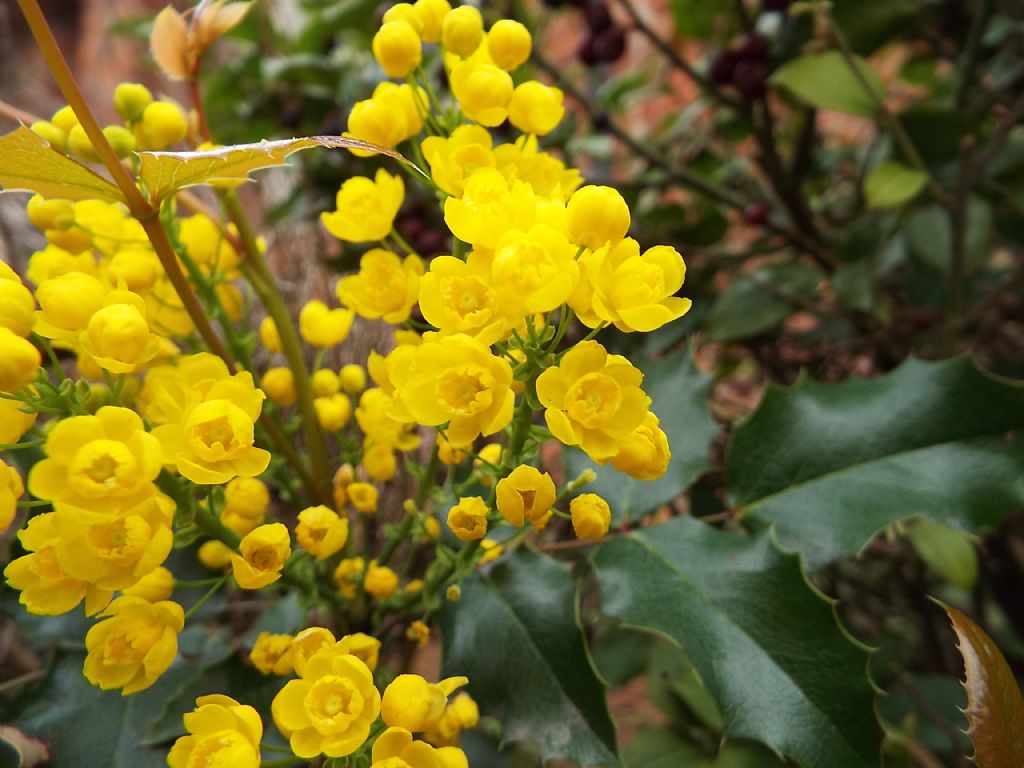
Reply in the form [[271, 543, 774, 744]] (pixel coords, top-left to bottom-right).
[[138, 135, 422, 201], [943, 605, 1024, 768], [0, 126, 125, 204]]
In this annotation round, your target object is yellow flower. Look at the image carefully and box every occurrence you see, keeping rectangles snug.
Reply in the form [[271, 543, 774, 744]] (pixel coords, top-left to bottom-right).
[[337, 632, 382, 671], [336, 249, 423, 324], [363, 442, 397, 481], [446, 496, 488, 541], [486, 20, 531, 70], [250, 632, 295, 675], [167, 694, 262, 768], [441, 5, 483, 56], [347, 482, 379, 514], [27, 244, 95, 285], [373, 20, 423, 78], [224, 476, 271, 520], [479, 538, 503, 563], [261, 367, 297, 407], [179, 214, 242, 273], [473, 443, 502, 485], [365, 563, 399, 599], [334, 557, 365, 597], [438, 746, 470, 768], [414, 0, 450, 42], [570, 493, 612, 541], [271, 646, 381, 758], [386, 334, 514, 445], [566, 185, 630, 249], [444, 168, 535, 250], [383, 2, 424, 33], [418, 254, 509, 344], [231, 523, 291, 589], [495, 465, 557, 526], [426, 692, 479, 747], [0, 328, 40, 393], [296, 505, 349, 559], [406, 619, 430, 646], [315, 393, 353, 432], [585, 240, 692, 332], [312, 368, 341, 396], [50, 492, 175, 591], [108, 249, 161, 293], [0, 397, 36, 445], [372, 727, 447, 768], [26, 195, 74, 232], [0, 272, 35, 337], [83, 595, 184, 694], [536, 340, 651, 462], [381, 674, 467, 732], [121, 565, 175, 602], [421, 125, 494, 197], [28, 406, 162, 507], [198, 540, 234, 570], [1, 460, 23, 533], [322, 170, 404, 243], [450, 60, 513, 127], [259, 316, 282, 352], [435, 432, 470, 465], [340, 364, 367, 394], [151, 371, 271, 484], [610, 412, 671, 480], [292, 627, 336, 675], [300, 300, 356, 348], [355, 389, 421, 453], [345, 84, 427, 154], [490, 223, 579, 316], [508, 81, 565, 136], [79, 292, 163, 373]]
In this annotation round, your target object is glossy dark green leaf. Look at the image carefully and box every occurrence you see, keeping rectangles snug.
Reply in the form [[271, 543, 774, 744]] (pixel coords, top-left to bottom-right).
[[439, 549, 618, 767], [905, 198, 992, 274], [727, 356, 1024, 569], [563, 350, 718, 524], [705, 263, 821, 342], [624, 727, 704, 767], [593, 517, 882, 768], [944, 606, 1024, 768], [830, 0, 921, 53]]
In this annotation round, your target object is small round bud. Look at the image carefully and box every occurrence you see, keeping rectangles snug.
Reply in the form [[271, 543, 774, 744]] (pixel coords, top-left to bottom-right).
[[486, 20, 532, 71], [103, 125, 136, 159], [340, 363, 366, 394], [0, 327, 41, 393], [442, 5, 484, 57], [67, 125, 100, 163], [446, 584, 461, 601], [733, 59, 768, 101], [373, 20, 422, 79], [113, 82, 154, 122], [50, 105, 79, 133], [137, 101, 188, 150], [413, 0, 451, 43], [26, 195, 75, 232], [259, 316, 281, 352], [261, 367, 297, 407], [30, 120, 67, 151], [311, 368, 341, 397], [566, 185, 630, 248]]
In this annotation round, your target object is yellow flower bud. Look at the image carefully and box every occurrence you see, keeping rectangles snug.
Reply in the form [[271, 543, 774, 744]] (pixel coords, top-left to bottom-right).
[[225, 477, 270, 520], [103, 124, 136, 159], [373, 20, 423, 79], [347, 482, 379, 515], [381, 675, 448, 731], [108, 249, 160, 293], [260, 367, 297, 407], [508, 81, 565, 136], [406, 619, 430, 646], [450, 61, 513, 127], [113, 82, 153, 122], [445, 584, 461, 601], [231, 523, 291, 589], [486, 20, 531, 70], [51, 105, 79, 133], [137, 101, 188, 150], [314, 393, 352, 432], [570, 493, 612, 541], [299, 299, 355, 348], [479, 538, 503, 563], [362, 443, 396, 482], [333, 556, 365, 597], [0, 397, 36, 445], [414, 0, 451, 42], [0, 328, 40, 393], [121, 566, 175, 602], [339, 364, 366, 394], [291, 627, 335, 675], [67, 124, 100, 162], [611, 412, 672, 480], [321, 169, 405, 243], [82, 300, 160, 373], [364, 563, 399, 599], [337, 631, 381, 671], [438, 746, 470, 768], [566, 185, 631, 249], [336, 249, 423, 324], [1, 460, 24, 533], [259, 316, 282, 352], [442, 5, 483, 57], [34, 271, 107, 339], [495, 465, 557, 526], [30, 120, 67, 151], [296, 504, 348, 559], [45, 226, 92, 254], [0, 278, 35, 337], [198, 540, 234, 570], [168, 695, 262, 768], [421, 516, 441, 542], [250, 631, 294, 675], [311, 368, 341, 397], [382, 3, 424, 34], [446, 496, 489, 541]]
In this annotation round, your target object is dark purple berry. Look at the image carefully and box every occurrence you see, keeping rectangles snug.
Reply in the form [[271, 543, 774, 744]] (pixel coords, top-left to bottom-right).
[[414, 229, 446, 256], [762, 0, 790, 11], [590, 25, 627, 63], [709, 50, 739, 85], [736, 33, 769, 62], [583, 0, 613, 32], [743, 202, 769, 226], [733, 59, 768, 100]]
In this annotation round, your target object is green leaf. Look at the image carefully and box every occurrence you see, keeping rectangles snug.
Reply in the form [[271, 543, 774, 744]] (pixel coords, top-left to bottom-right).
[[864, 162, 927, 208], [771, 51, 885, 116], [624, 727, 704, 767], [0, 126, 125, 203], [593, 517, 882, 768], [668, 0, 738, 40], [138, 135, 419, 200], [563, 349, 718, 524], [943, 605, 1024, 768], [907, 519, 979, 589], [727, 356, 1024, 569], [905, 198, 992, 274], [705, 263, 821, 342], [438, 549, 618, 767]]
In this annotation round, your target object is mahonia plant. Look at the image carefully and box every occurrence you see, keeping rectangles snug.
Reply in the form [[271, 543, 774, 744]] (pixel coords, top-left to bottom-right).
[[0, 0, 691, 765]]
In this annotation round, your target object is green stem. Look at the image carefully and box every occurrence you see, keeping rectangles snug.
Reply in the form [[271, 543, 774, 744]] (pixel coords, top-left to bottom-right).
[[183, 576, 227, 620], [377, 444, 441, 568]]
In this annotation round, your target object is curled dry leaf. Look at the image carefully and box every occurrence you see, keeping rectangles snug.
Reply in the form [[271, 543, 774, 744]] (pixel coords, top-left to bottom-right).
[[150, 1, 252, 81], [150, 6, 190, 81], [193, 0, 252, 49]]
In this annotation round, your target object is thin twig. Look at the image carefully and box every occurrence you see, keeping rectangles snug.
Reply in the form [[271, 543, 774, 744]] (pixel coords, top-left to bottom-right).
[[0, 97, 42, 126], [954, 0, 994, 110]]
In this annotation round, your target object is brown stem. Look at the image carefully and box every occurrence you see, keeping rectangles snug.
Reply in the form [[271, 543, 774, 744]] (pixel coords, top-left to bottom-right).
[[0, 98, 42, 126]]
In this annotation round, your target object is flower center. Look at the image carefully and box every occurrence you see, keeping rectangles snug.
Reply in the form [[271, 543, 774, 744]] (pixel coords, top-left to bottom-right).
[[437, 364, 494, 416], [306, 675, 363, 734], [68, 439, 139, 497], [565, 372, 621, 429]]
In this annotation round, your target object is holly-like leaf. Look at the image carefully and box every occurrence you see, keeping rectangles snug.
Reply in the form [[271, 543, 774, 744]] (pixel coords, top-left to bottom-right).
[[138, 135, 420, 200], [0, 126, 125, 203], [771, 50, 885, 117], [944, 605, 1024, 768], [727, 356, 1024, 569], [592, 517, 882, 768], [438, 549, 618, 767], [563, 349, 718, 524]]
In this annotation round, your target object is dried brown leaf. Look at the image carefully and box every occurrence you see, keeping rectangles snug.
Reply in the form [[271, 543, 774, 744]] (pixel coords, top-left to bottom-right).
[[150, 6, 191, 81]]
